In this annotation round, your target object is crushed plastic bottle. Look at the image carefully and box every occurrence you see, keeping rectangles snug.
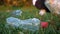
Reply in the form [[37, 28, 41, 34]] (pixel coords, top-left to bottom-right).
[[6, 17, 21, 27], [6, 17, 40, 31], [11, 10, 22, 16]]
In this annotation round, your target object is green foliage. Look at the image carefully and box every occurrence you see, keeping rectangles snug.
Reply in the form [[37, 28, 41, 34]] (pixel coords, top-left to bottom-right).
[[0, 6, 60, 34]]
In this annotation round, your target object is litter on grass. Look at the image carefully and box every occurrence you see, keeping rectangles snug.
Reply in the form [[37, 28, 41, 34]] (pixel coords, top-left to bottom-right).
[[6, 17, 40, 31], [11, 10, 22, 16]]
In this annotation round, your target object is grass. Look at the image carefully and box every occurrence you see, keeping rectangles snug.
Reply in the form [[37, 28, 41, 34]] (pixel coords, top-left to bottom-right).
[[0, 6, 60, 34]]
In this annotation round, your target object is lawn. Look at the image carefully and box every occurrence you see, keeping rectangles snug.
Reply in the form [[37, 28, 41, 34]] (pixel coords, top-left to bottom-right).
[[0, 6, 60, 34]]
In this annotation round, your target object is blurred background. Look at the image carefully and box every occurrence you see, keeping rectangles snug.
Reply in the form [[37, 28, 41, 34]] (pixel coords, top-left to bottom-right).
[[0, 0, 32, 7], [0, 0, 60, 34]]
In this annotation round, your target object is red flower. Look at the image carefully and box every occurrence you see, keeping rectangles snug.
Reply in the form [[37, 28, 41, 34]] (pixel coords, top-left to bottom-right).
[[41, 22, 48, 28]]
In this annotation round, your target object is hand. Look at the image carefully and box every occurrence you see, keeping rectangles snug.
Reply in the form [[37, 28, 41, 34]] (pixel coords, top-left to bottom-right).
[[39, 9, 46, 16]]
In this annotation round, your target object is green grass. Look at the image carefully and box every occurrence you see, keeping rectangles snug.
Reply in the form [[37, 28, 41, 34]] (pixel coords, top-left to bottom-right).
[[0, 6, 60, 34]]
